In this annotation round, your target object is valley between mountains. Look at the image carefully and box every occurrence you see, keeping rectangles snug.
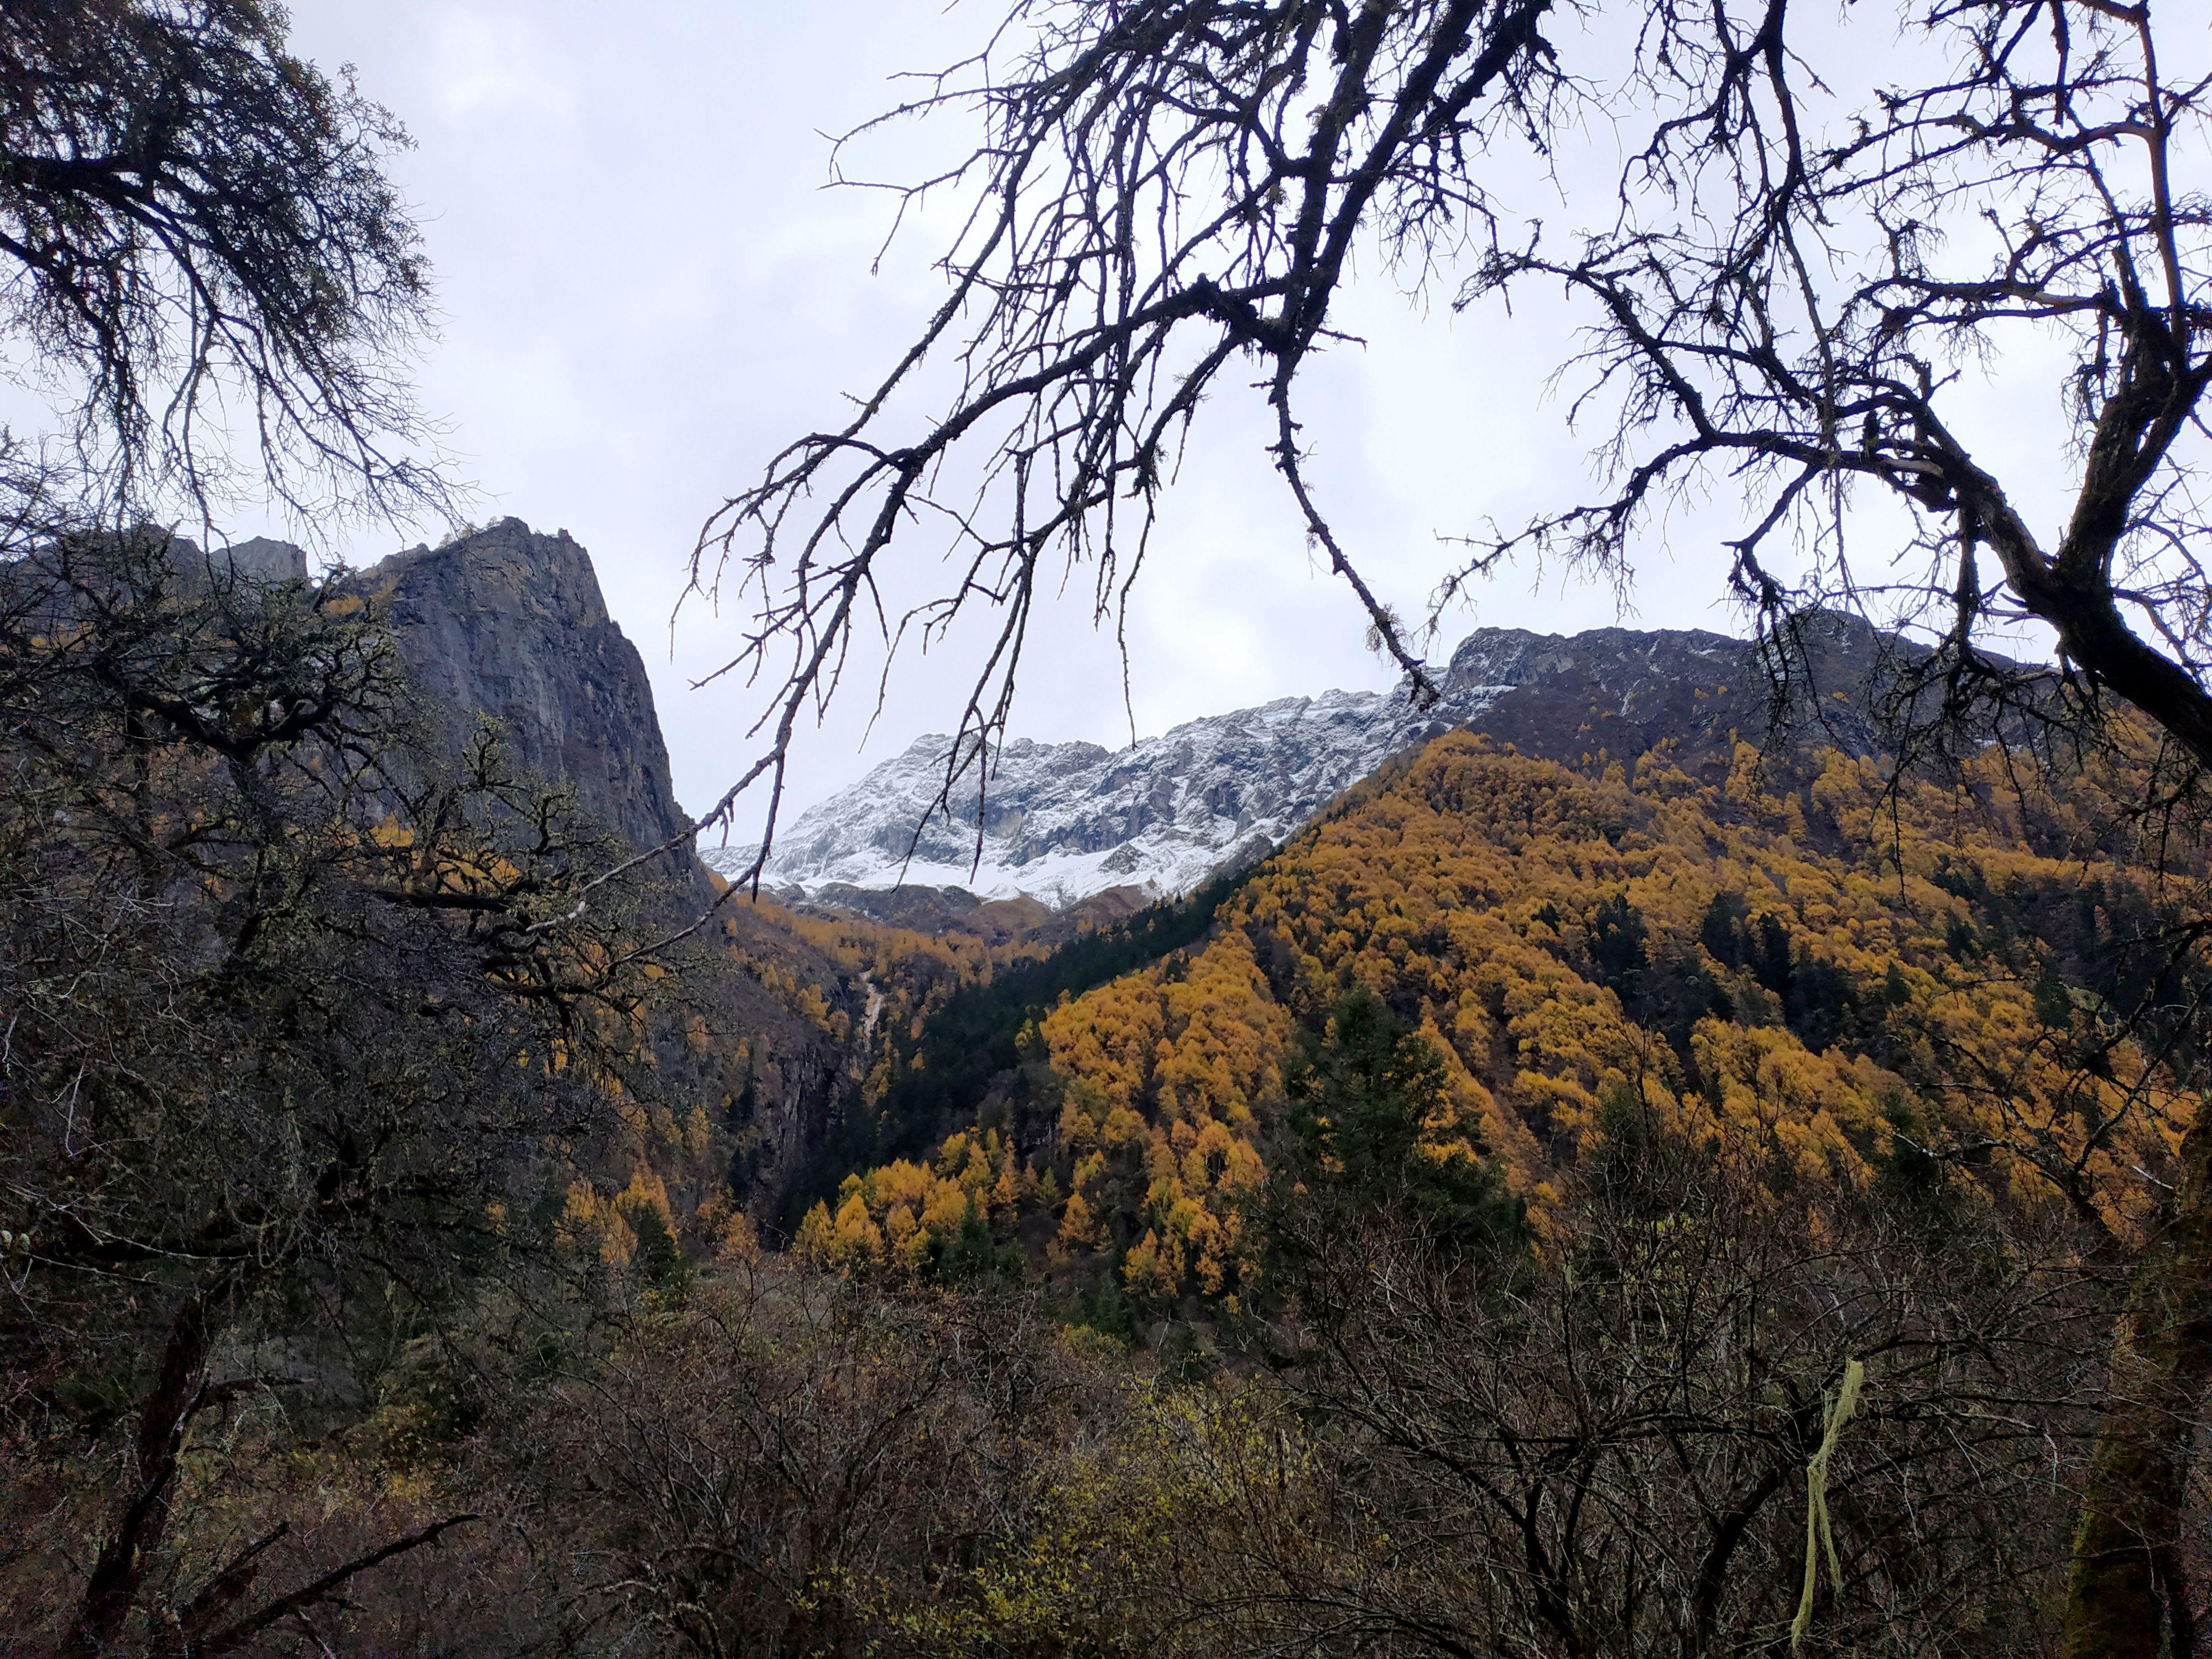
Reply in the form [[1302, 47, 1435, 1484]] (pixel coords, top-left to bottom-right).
[[320, 522, 2168, 1296], [12, 520, 2200, 1651], [14, 4, 2211, 1644]]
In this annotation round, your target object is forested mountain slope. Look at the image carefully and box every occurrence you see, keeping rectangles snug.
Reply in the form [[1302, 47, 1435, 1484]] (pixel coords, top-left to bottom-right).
[[800, 726, 2198, 1302]]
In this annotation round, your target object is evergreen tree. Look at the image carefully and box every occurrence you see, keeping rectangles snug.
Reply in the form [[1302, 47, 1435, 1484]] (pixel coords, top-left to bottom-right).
[[1282, 990, 1519, 1258]]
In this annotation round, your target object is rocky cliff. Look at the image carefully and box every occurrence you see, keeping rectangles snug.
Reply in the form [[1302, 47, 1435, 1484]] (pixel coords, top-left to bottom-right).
[[343, 518, 876, 1211], [65, 519, 881, 1218], [353, 519, 697, 865], [715, 615, 1900, 908]]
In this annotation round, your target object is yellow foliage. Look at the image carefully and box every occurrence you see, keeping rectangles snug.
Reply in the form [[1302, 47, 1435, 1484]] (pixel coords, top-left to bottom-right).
[[820, 728, 2203, 1290], [562, 1180, 638, 1266]]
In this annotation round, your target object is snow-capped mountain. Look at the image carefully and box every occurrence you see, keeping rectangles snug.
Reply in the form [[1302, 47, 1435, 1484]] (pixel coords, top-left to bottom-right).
[[701, 620, 1888, 907], [707, 680, 1496, 905]]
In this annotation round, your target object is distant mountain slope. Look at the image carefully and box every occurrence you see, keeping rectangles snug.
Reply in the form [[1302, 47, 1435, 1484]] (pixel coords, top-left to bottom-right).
[[711, 618, 1895, 906], [717, 683, 1485, 905], [797, 725, 2193, 1302]]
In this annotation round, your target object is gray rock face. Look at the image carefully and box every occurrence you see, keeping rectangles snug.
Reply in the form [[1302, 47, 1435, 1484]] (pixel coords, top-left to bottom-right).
[[210, 536, 310, 586], [1441, 615, 1898, 765], [198, 520, 695, 869], [140, 519, 860, 1209], [354, 519, 696, 863], [156, 533, 310, 596], [713, 617, 1900, 907]]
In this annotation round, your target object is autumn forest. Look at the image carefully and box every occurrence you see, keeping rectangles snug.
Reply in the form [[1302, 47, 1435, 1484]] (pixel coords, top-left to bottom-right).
[[9, 0, 2212, 1655]]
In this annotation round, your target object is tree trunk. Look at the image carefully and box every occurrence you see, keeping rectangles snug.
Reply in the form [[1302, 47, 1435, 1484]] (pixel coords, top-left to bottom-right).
[[62, 1284, 226, 1659], [2061, 1105, 2212, 1659]]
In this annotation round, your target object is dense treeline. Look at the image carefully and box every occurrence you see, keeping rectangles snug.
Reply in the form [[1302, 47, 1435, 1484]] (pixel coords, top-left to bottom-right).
[[771, 865, 1254, 1231], [805, 733, 2204, 1301]]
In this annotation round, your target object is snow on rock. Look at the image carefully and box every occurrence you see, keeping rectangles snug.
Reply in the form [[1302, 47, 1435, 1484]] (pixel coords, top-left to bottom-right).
[[699, 621, 1809, 907], [702, 688, 1485, 905], [703, 645, 1519, 905]]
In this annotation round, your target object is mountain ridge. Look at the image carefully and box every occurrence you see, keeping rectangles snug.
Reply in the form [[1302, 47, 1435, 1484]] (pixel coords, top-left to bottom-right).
[[712, 615, 1896, 910]]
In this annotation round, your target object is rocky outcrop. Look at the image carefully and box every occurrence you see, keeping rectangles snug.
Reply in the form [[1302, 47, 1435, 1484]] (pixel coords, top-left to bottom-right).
[[353, 519, 697, 867], [720, 614, 1905, 908], [341, 518, 862, 1210], [136, 519, 857, 1217], [190, 535, 310, 589], [185, 519, 702, 881], [1440, 614, 1899, 770]]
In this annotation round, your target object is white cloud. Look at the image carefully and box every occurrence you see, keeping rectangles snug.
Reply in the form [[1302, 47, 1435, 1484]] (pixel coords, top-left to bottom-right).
[[430, 10, 578, 125]]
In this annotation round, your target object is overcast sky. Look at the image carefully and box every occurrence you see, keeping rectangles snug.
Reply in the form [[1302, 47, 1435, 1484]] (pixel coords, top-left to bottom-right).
[[275, 2, 2084, 832]]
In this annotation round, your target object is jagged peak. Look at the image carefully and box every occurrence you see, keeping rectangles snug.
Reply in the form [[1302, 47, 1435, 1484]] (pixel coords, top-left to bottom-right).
[[361, 517, 609, 628], [716, 617, 1907, 916]]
